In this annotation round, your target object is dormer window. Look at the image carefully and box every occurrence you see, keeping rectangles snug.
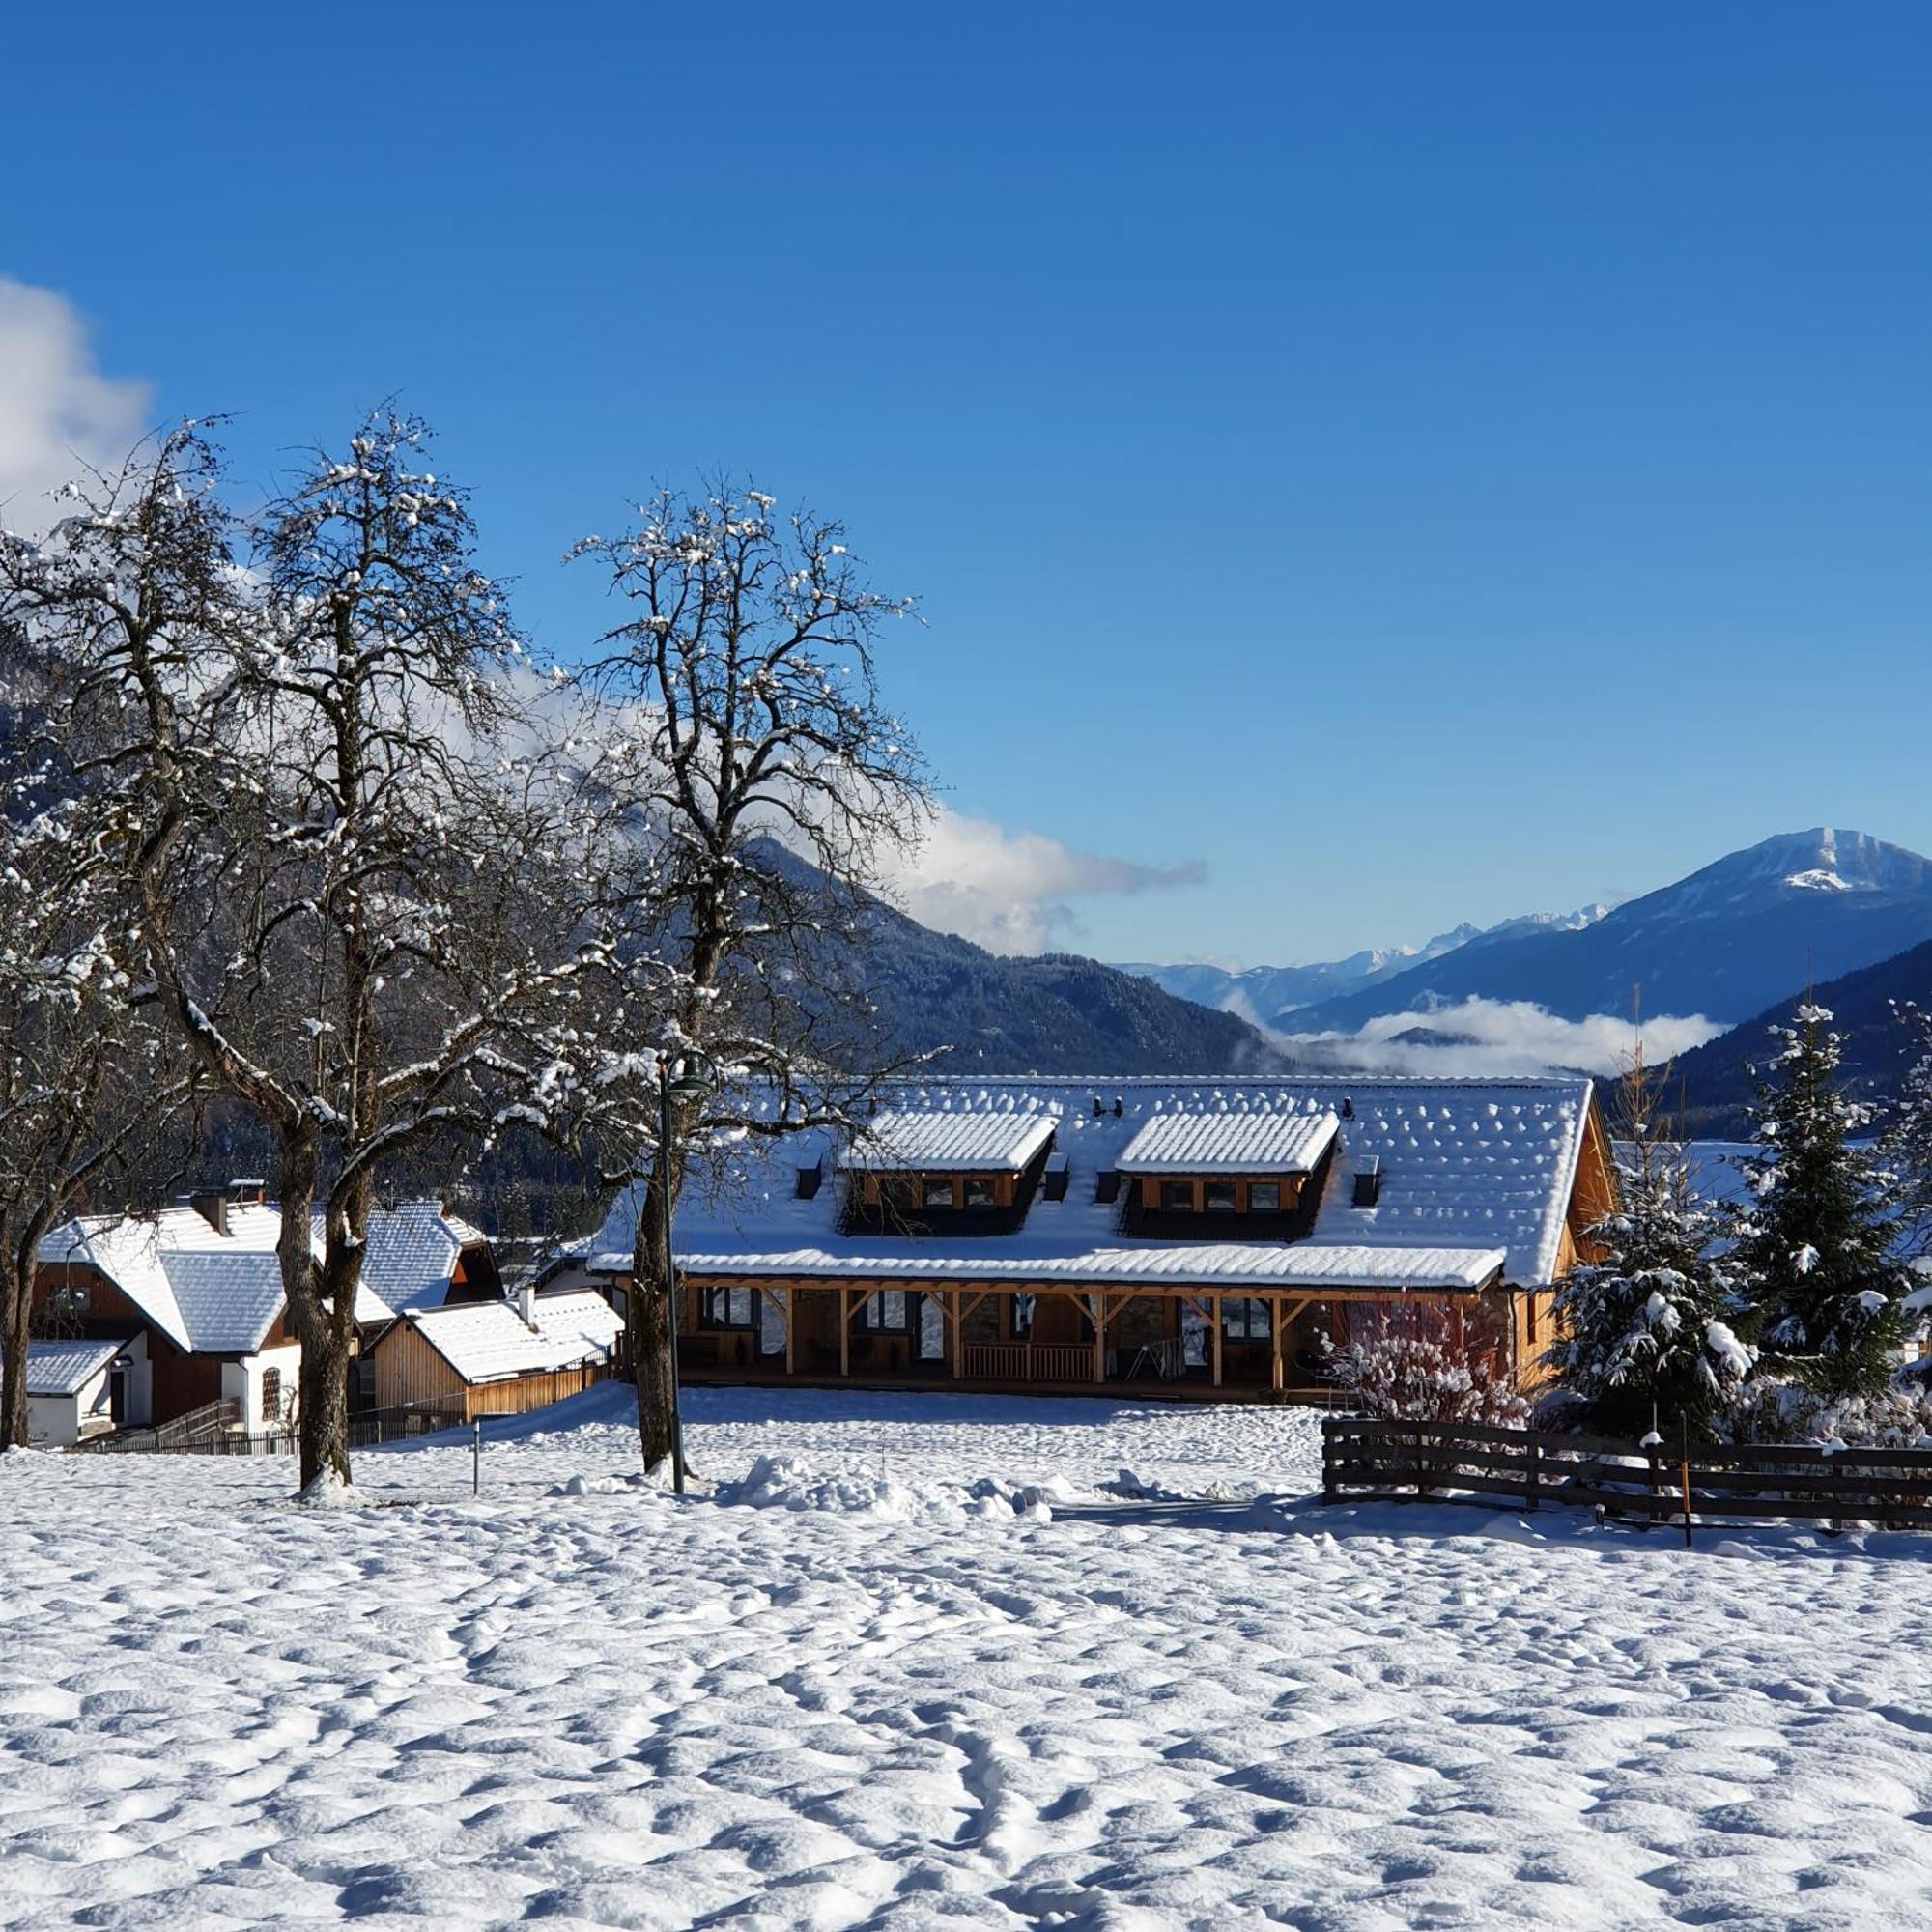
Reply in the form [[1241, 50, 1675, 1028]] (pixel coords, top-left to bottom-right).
[[837, 1108, 1058, 1237], [1116, 1108, 1342, 1236]]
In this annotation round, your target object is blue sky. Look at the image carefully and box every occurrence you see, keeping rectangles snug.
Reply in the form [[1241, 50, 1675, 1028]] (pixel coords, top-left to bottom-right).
[[6, 2, 1929, 966]]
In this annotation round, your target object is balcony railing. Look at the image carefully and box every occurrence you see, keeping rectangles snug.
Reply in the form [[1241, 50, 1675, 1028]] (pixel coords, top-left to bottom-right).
[[961, 1342, 1101, 1383]]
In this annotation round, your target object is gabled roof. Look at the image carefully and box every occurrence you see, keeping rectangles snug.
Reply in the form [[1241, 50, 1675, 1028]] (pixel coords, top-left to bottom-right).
[[25, 1336, 128, 1397], [1117, 1108, 1340, 1176], [38, 1202, 391, 1354], [591, 1075, 1598, 1290], [837, 1109, 1058, 1174], [406, 1291, 622, 1385], [359, 1200, 488, 1314]]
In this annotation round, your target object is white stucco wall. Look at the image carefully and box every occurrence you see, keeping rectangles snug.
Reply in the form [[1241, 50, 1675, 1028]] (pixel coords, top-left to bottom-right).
[[223, 1343, 302, 1431]]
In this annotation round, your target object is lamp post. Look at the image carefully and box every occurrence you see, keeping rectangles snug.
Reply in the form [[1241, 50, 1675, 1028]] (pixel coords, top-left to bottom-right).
[[658, 1049, 716, 1496]]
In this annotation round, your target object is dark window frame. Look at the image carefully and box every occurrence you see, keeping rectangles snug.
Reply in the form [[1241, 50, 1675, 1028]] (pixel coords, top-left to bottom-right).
[[260, 1366, 283, 1421], [921, 1177, 959, 1210], [963, 1177, 997, 1209], [1203, 1180, 1237, 1214], [860, 1289, 912, 1333], [1220, 1298, 1271, 1342], [699, 1286, 756, 1331], [1247, 1179, 1282, 1212], [1160, 1180, 1195, 1213]]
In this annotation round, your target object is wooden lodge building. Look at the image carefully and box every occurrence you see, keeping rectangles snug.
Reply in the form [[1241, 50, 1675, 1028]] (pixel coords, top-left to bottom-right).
[[591, 1076, 1615, 1401], [30, 1192, 617, 1442]]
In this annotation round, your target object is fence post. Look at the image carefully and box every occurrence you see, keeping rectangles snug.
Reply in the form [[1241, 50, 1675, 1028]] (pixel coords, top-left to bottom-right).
[[472, 1418, 481, 1498], [1525, 1433, 1540, 1512], [1322, 1420, 1337, 1504]]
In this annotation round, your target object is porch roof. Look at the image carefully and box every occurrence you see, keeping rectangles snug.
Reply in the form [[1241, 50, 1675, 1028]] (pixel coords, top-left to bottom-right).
[[675, 1241, 1506, 1293]]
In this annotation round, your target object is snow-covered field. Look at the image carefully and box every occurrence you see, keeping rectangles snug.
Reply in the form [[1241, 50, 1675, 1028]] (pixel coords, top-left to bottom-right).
[[8, 1389, 1932, 1929]]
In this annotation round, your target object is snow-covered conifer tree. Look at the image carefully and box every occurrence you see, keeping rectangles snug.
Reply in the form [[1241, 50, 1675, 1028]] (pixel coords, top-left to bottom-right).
[[1732, 1002, 1912, 1401], [1544, 1042, 1750, 1439], [1880, 1000, 1932, 1272]]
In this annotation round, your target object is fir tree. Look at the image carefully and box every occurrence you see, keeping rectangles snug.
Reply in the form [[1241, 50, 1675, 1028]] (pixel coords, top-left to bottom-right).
[[1546, 1041, 1751, 1438], [1879, 1000, 1932, 1272], [1733, 1001, 1912, 1400]]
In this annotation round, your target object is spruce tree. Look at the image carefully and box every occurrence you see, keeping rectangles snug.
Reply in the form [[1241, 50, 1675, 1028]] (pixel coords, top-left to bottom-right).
[[1733, 1001, 1912, 1400], [1547, 1042, 1751, 1438]]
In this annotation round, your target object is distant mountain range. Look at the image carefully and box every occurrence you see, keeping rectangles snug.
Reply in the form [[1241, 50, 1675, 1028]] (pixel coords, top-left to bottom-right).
[[834, 867, 1288, 1075], [1123, 830, 1932, 1042], [1670, 935, 1932, 1136], [1118, 903, 1610, 1028]]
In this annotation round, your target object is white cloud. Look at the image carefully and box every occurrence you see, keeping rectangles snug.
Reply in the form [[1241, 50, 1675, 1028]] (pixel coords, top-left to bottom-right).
[[1275, 996, 1723, 1079], [0, 279, 151, 536], [883, 805, 1208, 953]]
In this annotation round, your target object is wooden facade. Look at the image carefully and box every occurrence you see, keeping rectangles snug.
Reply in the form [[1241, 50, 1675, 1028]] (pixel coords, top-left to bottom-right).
[[368, 1314, 608, 1422], [626, 1087, 1619, 1405]]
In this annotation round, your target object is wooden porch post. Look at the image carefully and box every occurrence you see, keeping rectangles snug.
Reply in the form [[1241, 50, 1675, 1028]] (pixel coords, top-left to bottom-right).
[[1270, 1294, 1284, 1392], [1094, 1293, 1106, 1383], [952, 1287, 964, 1380], [784, 1288, 796, 1376], [1211, 1294, 1223, 1389], [838, 1289, 850, 1378]]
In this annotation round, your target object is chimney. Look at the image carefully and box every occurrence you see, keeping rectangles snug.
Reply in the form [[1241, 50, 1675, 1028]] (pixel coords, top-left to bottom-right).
[[519, 1283, 538, 1330], [1352, 1157, 1383, 1208], [1112, 1096, 1123, 1117], [188, 1189, 230, 1236]]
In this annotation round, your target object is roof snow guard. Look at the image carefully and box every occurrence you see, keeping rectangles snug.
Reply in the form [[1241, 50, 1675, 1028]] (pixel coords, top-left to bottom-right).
[[1117, 1108, 1340, 1176], [838, 1109, 1057, 1175]]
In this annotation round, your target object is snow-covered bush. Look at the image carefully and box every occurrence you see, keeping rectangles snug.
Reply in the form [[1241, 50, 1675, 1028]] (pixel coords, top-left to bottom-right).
[[1330, 1302, 1529, 1428], [1721, 1377, 1932, 1451]]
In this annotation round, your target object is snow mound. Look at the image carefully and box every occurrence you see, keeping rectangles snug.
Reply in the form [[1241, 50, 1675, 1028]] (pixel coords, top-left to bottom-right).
[[718, 1455, 1067, 1522]]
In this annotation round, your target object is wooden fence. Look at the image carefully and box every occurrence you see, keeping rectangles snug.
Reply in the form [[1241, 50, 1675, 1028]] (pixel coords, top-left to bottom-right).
[[1322, 1416, 1932, 1536]]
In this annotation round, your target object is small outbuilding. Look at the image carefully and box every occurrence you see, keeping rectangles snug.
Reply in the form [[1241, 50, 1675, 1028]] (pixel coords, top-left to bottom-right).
[[369, 1288, 623, 1421]]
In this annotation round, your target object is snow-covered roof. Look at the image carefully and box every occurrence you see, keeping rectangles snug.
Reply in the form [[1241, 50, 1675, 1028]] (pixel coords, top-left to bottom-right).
[[672, 1243, 1504, 1292], [38, 1202, 392, 1354], [359, 1200, 490, 1315], [838, 1109, 1059, 1174], [1117, 1109, 1339, 1176], [591, 1075, 1597, 1290], [25, 1336, 128, 1397], [407, 1291, 623, 1385]]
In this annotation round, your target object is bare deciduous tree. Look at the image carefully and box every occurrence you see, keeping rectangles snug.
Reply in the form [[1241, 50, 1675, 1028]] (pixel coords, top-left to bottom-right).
[[3, 417, 607, 1489], [570, 482, 931, 1473]]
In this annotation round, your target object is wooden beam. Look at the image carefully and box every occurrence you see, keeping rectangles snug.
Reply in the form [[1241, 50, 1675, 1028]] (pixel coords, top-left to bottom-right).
[[1270, 1294, 1284, 1392], [952, 1288, 964, 1378], [1094, 1293, 1106, 1383], [1211, 1295, 1223, 1389], [838, 1288, 849, 1378]]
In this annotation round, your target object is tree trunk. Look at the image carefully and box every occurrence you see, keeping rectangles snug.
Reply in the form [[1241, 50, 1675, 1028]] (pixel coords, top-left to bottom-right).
[[1, 1249, 29, 1450], [629, 1182, 677, 1474], [272, 1128, 351, 1492]]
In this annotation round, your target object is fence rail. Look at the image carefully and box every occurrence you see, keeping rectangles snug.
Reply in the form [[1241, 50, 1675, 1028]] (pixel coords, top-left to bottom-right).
[[74, 1399, 466, 1457], [1321, 1416, 1932, 1536]]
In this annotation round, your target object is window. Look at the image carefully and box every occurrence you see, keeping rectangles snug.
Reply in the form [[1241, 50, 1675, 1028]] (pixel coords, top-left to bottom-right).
[[1248, 1181, 1281, 1213], [963, 1178, 996, 1209], [1221, 1299, 1271, 1342], [1011, 1293, 1035, 1340], [1203, 1181, 1236, 1214], [922, 1178, 957, 1210], [1161, 1181, 1194, 1212], [882, 1180, 916, 1215], [700, 1287, 755, 1329], [260, 1367, 283, 1422], [861, 1290, 910, 1332]]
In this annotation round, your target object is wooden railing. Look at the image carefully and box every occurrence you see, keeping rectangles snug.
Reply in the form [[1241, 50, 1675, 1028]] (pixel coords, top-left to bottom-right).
[[961, 1342, 1100, 1383], [75, 1397, 242, 1454], [1322, 1416, 1932, 1537]]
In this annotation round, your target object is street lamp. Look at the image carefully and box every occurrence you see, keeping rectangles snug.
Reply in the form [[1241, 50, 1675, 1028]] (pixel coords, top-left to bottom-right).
[[658, 1050, 717, 1496]]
